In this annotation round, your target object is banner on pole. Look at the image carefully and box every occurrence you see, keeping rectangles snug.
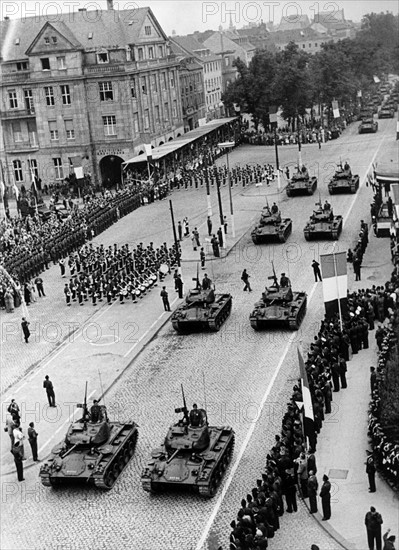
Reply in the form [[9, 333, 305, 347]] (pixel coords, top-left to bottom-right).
[[332, 100, 340, 119], [298, 348, 316, 450], [320, 251, 348, 318]]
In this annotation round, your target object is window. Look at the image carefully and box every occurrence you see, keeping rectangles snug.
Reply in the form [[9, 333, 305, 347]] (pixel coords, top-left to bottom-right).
[[45, 86, 55, 106], [144, 109, 150, 129], [52, 36, 58, 44], [151, 75, 157, 92], [44, 37, 50, 45], [170, 73, 175, 88], [12, 122, 23, 142], [145, 25, 151, 35], [302, 44, 305, 48], [133, 113, 139, 133], [164, 102, 169, 121], [13, 160, 23, 182], [141, 76, 147, 94], [148, 47, 154, 59], [138, 48, 144, 60], [57, 56, 66, 69], [173, 99, 177, 118], [15, 38, 20, 45], [24, 89, 34, 110], [162, 73, 167, 90], [158, 45, 163, 57], [126, 46, 132, 62], [155, 105, 160, 122], [99, 81, 113, 101], [28, 159, 38, 179], [131, 79, 136, 98], [315, 43, 318, 47], [49, 121, 59, 141], [64, 119, 75, 139], [88, 32, 93, 40], [17, 62, 28, 71], [61, 85, 71, 105], [225, 57, 229, 66], [103, 115, 116, 136], [8, 90, 18, 109], [97, 51, 109, 64], [41, 58, 50, 70], [53, 158, 64, 180]]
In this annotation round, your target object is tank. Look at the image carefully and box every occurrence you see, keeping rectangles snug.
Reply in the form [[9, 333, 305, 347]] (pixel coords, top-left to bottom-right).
[[141, 387, 235, 498], [39, 385, 138, 490], [286, 167, 317, 196], [304, 202, 343, 240], [378, 107, 394, 119], [358, 118, 378, 134], [251, 206, 292, 244], [328, 165, 360, 194], [171, 283, 232, 333], [249, 273, 307, 331]]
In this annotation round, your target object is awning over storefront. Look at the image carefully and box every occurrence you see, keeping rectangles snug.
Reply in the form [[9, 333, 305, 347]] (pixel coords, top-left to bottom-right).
[[375, 165, 399, 186], [122, 117, 237, 166]]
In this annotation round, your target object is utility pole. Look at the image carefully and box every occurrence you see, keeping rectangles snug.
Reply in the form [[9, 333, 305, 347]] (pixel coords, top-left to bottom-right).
[[218, 141, 235, 237]]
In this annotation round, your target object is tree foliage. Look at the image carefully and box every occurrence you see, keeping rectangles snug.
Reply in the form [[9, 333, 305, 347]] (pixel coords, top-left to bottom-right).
[[222, 11, 399, 127]]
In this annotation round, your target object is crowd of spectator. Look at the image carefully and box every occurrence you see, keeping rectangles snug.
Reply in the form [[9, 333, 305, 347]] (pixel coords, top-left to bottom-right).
[[229, 275, 399, 548]]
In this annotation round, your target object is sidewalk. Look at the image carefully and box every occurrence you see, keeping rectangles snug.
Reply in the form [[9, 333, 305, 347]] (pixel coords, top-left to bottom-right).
[[309, 230, 399, 550]]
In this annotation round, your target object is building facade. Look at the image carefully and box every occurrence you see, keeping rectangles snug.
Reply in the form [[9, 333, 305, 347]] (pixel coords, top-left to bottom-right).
[[170, 39, 206, 131], [172, 36, 223, 122], [0, 5, 184, 188]]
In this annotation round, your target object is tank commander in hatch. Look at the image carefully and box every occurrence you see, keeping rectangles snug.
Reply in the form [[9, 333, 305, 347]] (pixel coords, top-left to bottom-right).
[[189, 404, 202, 427], [90, 399, 102, 423]]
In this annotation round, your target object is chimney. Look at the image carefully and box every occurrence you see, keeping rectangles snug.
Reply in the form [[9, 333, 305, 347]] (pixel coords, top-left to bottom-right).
[[107, 0, 114, 9]]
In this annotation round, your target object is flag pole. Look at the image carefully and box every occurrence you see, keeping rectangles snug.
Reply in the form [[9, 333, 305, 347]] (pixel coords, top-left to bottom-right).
[[332, 242, 343, 330]]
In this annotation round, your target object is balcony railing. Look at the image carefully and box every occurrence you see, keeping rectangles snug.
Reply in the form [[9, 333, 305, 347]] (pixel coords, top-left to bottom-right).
[[6, 139, 38, 152], [84, 64, 125, 74], [0, 108, 36, 120], [1, 71, 31, 82]]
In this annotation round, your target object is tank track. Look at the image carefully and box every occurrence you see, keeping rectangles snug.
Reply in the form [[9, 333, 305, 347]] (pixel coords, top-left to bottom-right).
[[288, 296, 307, 330], [208, 296, 232, 332], [278, 220, 292, 243], [141, 477, 153, 493], [94, 427, 138, 490], [198, 435, 235, 498]]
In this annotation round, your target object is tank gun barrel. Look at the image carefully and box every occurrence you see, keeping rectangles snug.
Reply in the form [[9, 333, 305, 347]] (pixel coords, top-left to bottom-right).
[[167, 448, 180, 464], [60, 443, 78, 460], [174, 384, 189, 423], [77, 381, 89, 421], [268, 261, 279, 289]]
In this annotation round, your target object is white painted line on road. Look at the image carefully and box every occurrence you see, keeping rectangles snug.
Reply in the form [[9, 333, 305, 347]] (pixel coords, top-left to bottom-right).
[[122, 296, 179, 358], [38, 389, 96, 455]]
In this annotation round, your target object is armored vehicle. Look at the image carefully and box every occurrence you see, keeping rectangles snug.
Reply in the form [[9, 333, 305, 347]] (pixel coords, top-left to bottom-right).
[[328, 164, 360, 194], [304, 202, 343, 240], [39, 385, 138, 490], [358, 108, 374, 121], [249, 268, 307, 331], [171, 276, 232, 333], [359, 118, 378, 134], [378, 106, 394, 119], [251, 205, 292, 244], [141, 387, 235, 497], [286, 166, 317, 196]]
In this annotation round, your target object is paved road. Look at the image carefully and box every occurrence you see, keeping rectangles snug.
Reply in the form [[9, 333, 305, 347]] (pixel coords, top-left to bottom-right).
[[1, 116, 397, 550]]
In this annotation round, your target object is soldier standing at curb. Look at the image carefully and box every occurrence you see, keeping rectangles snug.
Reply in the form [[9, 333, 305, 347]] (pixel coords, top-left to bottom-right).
[[207, 216, 212, 236], [11, 441, 25, 482], [28, 422, 39, 461], [21, 318, 30, 343], [160, 286, 171, 311], [200, 248, 206, 270], [366, 450, 377, 493]]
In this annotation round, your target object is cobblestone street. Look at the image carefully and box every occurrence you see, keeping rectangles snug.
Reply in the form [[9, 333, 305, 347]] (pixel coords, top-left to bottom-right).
[[1, 117, 398, 550]]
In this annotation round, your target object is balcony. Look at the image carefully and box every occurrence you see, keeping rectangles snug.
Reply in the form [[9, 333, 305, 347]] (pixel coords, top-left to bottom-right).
[[0, 108, 36, 120], [84, 64, 125, 75], [6, 138, 39, 153], [1, 71, 31, 82]]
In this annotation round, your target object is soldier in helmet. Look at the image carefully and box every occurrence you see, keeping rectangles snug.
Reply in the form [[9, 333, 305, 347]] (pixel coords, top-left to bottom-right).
[[90, 400, 102, 423], [189, 404, 202, 427], [280, 273, 291, 288]]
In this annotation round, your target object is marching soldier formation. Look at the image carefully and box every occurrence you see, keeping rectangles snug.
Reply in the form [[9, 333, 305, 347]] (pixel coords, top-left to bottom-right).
[[63, 241, 179, 306]]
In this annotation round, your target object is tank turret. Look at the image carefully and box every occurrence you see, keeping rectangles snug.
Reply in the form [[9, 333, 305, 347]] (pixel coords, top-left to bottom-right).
[[39, 383, 138, 490], [141, 386, 235, 497], [250, 263, 307, 330], [328, 162, 359, 194], [286, 166, 317, 196], [304, 201, 343, 240], [171, 270, 232, 333], [251, 205, 292, 244]]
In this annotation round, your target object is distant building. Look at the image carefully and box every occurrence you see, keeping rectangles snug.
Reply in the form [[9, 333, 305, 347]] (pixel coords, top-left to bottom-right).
[[0, 4, 184, 188], [171, 35, 223, 122], [277, 14, 310, 32], [236, 23, 272, 51], [170, 39, 206, 131]]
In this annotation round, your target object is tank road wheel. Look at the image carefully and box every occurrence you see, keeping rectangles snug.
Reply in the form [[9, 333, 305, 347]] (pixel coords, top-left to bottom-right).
[[304, 232, 310, 241], [117, 455, 125, 472], [208, 475, 218, 498], [332, 231, 338, 240], [286, 189, 292, 197], [122, 449, 130, 465], [104, 469, 116, 489]]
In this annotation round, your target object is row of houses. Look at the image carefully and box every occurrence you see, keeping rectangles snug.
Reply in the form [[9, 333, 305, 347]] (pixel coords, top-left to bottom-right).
[[0, 3, 357, 188]]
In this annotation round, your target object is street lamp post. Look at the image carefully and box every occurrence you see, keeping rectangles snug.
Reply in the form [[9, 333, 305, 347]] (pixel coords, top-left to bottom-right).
[[169, 199, 181, 275], [218, 141, 235, 238]]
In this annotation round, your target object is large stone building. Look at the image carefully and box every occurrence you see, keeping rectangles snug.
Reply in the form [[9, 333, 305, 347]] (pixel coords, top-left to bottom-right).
[[169, 39, 206, 131], [171, 35, 223, 122], [0, 3, 184, 188]]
